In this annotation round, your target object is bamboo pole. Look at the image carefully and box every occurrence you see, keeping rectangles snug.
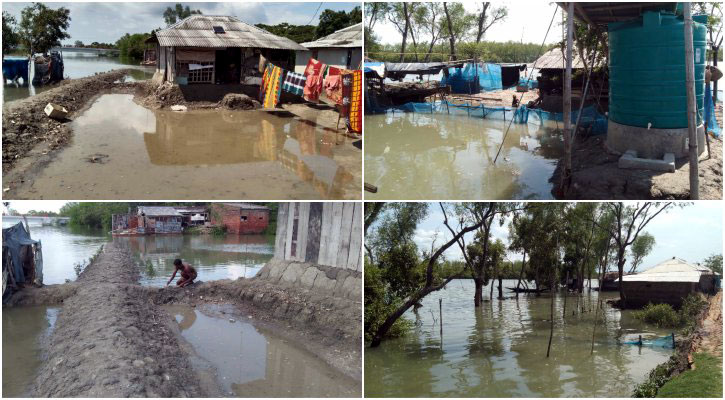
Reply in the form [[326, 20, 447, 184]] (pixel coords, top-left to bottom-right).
[[563, 271, 569, 318], [590, 298, 602, 354], [683, 3, 699, 199], [546, 277, 555, 358], [439, 298, 443, 337], [561, 2, 574, 194]]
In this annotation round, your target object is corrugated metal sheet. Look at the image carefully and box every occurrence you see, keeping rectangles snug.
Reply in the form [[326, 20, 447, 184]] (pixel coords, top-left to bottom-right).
[[222, 203, 269, 210], [138, 206, 182, 217], [622, 257, 713, 283], [156, 15, 307, 50], [301, 23, 361, 49]]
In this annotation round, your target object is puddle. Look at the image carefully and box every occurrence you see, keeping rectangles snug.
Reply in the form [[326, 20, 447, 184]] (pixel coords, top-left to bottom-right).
[[364, 111, 564, 199], [164, 305, 359, 397], [112, 234, 274, 286], [15, 94, 359, 199], [2, 306, 61, 397]]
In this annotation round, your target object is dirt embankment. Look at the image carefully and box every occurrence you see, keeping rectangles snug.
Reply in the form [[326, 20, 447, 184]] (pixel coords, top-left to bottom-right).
[[30, 243, 202, 397], [690, 290, 722, 360], [551, 135, 723, 199], [1, 69, 149, 172]]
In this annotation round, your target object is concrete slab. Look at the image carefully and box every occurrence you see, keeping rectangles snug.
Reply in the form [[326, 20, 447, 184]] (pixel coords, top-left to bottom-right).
[[618, 150, 676, 172]]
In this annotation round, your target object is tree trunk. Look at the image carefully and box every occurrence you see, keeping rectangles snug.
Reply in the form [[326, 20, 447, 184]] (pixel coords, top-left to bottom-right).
[[498, 275, 503, 299], [563, 270, 569, 317], [489, 275, 494, 300], [515, 250, 527, 298], [476, 3, 490, 43], [617, 248, 626, 307], [546, 276, 555, 357], [403, 4, 418, 62], [399, 3, 410, 62], [443, 2, 456, 60], [714, 45, 719, 103], [474, 277, 483, 307]]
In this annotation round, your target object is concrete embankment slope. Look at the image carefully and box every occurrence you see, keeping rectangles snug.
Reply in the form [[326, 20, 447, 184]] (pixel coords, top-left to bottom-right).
[[32, 243, 201, 397]]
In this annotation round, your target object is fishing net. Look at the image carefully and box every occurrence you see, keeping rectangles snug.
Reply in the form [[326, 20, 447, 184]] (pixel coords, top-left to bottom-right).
[[705, 83, 721, 137], [367, 100, 609, 135], [621, 334, 675, 349], [440, 63, 503, 93]]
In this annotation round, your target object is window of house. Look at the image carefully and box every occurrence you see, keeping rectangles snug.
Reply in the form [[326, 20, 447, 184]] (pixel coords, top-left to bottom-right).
[[241, 216, 248, 221], [175, 61, 214, 83]]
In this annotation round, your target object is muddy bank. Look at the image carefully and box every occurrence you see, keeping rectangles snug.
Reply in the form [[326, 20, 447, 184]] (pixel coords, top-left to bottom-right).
[[551, 135, 723, 199], [28, 242, 202, 397], [3, 283, 79, 307], [2, 69, 146, 172]]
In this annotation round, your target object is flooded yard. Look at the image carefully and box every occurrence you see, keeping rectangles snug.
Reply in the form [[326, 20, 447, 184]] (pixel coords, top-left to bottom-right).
[[114, 234, 274, 286], [2, 306, 61, 397], [165, 305, 359, 397], [365, 279, 674, 397], [364, 111, 564, 200], [13, 94, 359, 199]]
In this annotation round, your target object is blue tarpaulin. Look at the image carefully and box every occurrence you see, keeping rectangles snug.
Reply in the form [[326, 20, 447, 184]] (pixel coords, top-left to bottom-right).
[[2, 222, 38, 286], [441, 63, 503, 93], [2, 58, 29, 83], [705, 83, 720, 137]]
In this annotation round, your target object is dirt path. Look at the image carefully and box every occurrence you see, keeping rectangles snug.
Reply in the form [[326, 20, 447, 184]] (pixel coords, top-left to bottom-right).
[[31, 243, 202, 397]]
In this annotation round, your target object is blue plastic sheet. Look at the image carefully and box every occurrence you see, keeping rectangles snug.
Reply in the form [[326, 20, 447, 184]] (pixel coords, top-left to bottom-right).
[[705, 83, 721, 137], [2, 58, 29, 82], [441, 63, 502, 93]]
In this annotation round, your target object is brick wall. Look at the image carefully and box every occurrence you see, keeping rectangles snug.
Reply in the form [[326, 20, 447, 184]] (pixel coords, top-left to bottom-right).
[[211, 204, 269, 234]]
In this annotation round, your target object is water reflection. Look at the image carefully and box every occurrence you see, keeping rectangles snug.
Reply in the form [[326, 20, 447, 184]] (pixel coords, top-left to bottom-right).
[[113, 234, 274, 286], [165, 305, 359, 397], [364, 112, 564, 200], [15, 94, 359, 200], [364, 279, 674, 398]]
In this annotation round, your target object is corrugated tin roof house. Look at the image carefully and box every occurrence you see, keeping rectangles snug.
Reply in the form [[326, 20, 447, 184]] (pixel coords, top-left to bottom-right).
[[148, 15, 307, 85], [294, 23, 362, 74], [622, 257, 716, 307]]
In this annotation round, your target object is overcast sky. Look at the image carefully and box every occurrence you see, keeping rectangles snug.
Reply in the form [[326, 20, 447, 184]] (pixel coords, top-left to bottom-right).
[[372, 1, 562, 46], [1, 1, 359, 44], [407, 202, 722, 272]]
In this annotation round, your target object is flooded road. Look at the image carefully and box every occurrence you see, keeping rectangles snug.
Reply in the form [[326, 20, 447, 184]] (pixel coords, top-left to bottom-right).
[[14, 94, 359, 200], [2, 306, 61, 397], [3, 54, 152, 103], [364, 111, 564, 200], [365, 279, 674, 397], [1, 217, 107, 284], [113, 234, 274, 286], [165, 305, 359, 397]]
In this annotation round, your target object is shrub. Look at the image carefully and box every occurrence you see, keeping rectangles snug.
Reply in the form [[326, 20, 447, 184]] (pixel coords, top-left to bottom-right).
[[632, 303, 682, 328]]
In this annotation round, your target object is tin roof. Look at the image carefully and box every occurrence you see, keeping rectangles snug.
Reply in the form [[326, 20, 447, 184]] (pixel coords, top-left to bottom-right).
[[137, 206, 182, 217], [301, 23, 361, 49], [558, 2, 679, 26], [221, 203, 269, 210], [534, 47, 604, 70], [622, 257, 713, 283], [174, 206, 208, 214], [155, 15, 307, 50]]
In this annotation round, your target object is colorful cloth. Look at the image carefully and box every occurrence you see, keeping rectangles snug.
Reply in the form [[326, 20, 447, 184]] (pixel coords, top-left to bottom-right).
[[282, 71, 307, 97], [259, 65, 272, 101], [263, 64, 285, 109], [324, 66, 343, 105], [303, 58, 325, 102], [342, 70, 362, 133]]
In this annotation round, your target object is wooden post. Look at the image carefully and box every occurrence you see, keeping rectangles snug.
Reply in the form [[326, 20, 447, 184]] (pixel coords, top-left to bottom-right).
[[590, 298, 602, 354], [683, 3, 699, 199], [439, 298, 443, 336], [563, 271, 569, 318], [561, 2, 574, 194], [671, 332, 676, 349], [546, 279, 555, 358], [638, 334, 642, 346]]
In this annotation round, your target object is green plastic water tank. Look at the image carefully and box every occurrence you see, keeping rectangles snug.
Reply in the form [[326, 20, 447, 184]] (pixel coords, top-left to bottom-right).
[[608, 11, 708, 129]]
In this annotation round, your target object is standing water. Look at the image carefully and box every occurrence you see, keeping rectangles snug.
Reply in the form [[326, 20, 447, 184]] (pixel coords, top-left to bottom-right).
[[1, 216, 107, 284], [13, 94, 359, 200], [364, 111, 564, 200], [165, 305, 359, 397], [114, 234, 274, 286], [365, 279, 674, 397], [2, 306, 61, 397]]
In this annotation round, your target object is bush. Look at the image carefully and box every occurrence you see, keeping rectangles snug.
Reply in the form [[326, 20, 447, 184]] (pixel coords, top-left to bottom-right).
[[210, 225, 227, 236], [632, 303, 682, 328], [679, 293, 708, 334]]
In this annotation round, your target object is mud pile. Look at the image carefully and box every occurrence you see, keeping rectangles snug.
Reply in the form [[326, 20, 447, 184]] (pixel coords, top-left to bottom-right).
[[220, 93, 261, 110], [2, 69, 135, 171], [31, 243, 201, 397]]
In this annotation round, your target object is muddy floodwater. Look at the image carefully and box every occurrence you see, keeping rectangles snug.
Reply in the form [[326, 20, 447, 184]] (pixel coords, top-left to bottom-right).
[[364, 112, 564, 200], [365, 279, 674, 398], [165, 305, 359, 397], [15, 94, 359, 199], [2, 306, 61, 397], [3, 54, 153, 103], [113, 234, 274, 286], [1, 217, 107, 284]]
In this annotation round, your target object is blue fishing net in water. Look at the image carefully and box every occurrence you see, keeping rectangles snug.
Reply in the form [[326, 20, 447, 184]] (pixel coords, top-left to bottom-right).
[[369, 99, 609, 135], [705, 83, 721, 137], [622, 335, 675, 349], [441, 63, 503, 93]]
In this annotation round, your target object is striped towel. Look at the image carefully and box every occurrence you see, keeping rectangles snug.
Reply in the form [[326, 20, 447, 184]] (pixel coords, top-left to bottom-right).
[[263, 64, 285, 109], [282, 71, 306, 97]]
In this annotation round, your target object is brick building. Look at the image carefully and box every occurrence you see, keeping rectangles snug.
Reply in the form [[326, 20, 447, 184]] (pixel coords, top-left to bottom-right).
[[211, 203, 269, 234]]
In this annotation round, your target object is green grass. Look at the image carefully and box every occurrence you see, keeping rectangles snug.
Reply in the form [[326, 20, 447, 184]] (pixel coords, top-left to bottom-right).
[[656, 353, 723, 398]]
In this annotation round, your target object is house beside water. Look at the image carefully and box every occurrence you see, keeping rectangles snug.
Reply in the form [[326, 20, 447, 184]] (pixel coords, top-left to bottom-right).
[[621, 257, 717, 307]]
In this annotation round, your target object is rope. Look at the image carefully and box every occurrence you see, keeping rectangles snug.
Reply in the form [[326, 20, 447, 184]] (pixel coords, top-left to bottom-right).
[[493, 6, 559, 165], [305, 2, 323, 26]]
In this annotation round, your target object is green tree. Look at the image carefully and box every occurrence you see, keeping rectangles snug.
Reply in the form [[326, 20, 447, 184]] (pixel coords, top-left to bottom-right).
[[315, 6, 361, 39], [18, 3, 71, 55], [2, 11, 20, 56], [703, 253, 723, 275], [442, 2, 475, 60], [73, 40, 83, 47], [116, 33, 150, 59], [628, 232, 656, 273], [255, 23, 316, 43], [474, 2, 508, 43], [162, 3, 202, 26]]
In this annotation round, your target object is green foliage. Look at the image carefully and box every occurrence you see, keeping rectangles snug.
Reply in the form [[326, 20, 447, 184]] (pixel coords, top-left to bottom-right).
[[60, 202, 131, 231], [367, 40, 552, 63], [364, 260, 414, 342], [210, 225, 227, 236], [632, 303, 682, 328], [679, 293, 709, 335], [18, 3, 71, 54], [116, 33, 150, 59], [629, 232, 656, 273], [703, 253, 722, 275], [3, 11, 20, 56], [316, 6, 361, 39], [633, 356, 679, 397], [656, 352, 723, 398], [255, 23, 316, 43], [163, 3, 201, 26]]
